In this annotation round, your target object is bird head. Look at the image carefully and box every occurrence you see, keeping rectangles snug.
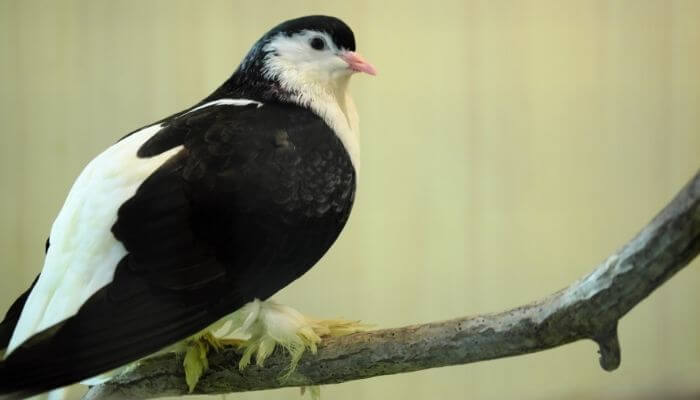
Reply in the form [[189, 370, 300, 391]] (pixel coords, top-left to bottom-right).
[[235, 16, 376, 103]]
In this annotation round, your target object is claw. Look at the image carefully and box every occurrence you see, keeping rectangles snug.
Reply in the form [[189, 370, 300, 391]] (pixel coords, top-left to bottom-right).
[[310, 318, 372, 337]]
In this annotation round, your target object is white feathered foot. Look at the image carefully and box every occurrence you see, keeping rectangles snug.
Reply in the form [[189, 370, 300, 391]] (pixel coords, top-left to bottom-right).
[[182, 299, 368, 394]]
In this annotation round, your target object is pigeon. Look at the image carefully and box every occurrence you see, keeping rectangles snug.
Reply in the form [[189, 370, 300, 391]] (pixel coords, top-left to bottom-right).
[[0, 15, 375, 398]]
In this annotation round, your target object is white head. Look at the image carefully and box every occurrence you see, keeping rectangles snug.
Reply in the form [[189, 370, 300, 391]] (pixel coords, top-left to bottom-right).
[[234, 16, 375, 106], [261, 28, 376, 104], [232, 16, 376, 170]]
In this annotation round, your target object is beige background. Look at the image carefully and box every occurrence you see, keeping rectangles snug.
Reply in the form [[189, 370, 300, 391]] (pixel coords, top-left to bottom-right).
[[1, 1, 699, 399]]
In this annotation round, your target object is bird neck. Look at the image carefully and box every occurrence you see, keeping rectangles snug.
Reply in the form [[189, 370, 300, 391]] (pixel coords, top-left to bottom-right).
[[206, 69, 281, 103]]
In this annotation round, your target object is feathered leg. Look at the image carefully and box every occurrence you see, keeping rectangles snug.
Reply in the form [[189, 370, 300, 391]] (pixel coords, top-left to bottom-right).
[[182, 299, 368, 393]]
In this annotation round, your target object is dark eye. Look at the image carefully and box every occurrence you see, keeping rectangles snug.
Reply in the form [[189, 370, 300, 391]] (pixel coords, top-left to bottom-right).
[[310, 37, 326, 51]]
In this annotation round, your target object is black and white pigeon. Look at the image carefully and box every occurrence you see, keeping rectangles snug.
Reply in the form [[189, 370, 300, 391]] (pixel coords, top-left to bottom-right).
[[0, 15, 375, 398]]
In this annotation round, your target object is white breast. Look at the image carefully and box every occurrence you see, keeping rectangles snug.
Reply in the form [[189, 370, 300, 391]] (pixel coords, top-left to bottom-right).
[[5, 123, 182, 356], [292, 87, 361, 173]]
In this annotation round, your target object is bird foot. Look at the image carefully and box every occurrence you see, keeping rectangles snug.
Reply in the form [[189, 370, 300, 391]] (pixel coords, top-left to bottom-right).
[[182, 331, 223, 392], [182, 300, 368, 392], [221, 300, 368, 377]]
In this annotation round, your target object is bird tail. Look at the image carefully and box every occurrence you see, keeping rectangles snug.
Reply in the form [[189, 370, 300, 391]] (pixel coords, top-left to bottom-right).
[[0, 359, 22, 400], [0, 355, 43, 400]]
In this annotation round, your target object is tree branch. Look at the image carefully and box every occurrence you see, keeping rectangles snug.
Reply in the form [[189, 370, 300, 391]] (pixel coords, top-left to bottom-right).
[[84, 169, 700, 400]]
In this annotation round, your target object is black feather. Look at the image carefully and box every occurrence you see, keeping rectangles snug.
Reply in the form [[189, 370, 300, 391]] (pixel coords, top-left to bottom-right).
[[0, 99, 355, 397], [0, 276, 39, 352]]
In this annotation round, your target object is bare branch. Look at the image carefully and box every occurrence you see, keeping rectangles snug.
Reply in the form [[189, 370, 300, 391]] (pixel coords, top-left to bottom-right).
[[84, 169, 700, 400]]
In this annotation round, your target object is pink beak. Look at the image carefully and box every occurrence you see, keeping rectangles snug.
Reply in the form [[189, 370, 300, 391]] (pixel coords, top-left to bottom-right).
[[340, 51, 377, 76]]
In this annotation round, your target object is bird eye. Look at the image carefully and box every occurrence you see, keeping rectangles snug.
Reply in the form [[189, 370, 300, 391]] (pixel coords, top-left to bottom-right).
[[309, 37, 326, 51]]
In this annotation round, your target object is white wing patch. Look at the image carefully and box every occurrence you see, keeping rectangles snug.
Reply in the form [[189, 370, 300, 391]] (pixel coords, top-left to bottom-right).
[[6, 98, 266, 357], [5, 123, 181, 356], [185, 98, 262, 115]]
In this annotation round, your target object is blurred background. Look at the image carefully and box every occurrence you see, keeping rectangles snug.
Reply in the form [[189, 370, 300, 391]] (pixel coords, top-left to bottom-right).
[[1, 0, 699, 399]]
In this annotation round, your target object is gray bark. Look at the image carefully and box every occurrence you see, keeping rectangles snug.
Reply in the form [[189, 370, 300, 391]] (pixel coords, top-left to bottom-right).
[[83, 169, 700, 400]]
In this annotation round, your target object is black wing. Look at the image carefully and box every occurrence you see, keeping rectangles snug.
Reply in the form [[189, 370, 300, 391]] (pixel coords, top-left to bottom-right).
[[0, 276, 39, 353], [0, 240, 50, 352], [0, 102, 355, 398]]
